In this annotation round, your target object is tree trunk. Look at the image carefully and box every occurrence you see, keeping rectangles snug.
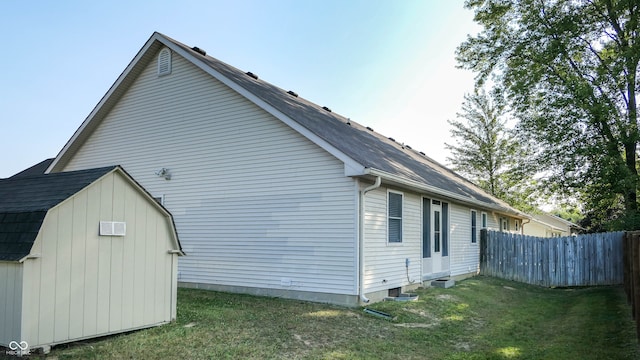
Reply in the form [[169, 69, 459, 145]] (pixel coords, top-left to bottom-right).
[[624, 141, 638, 215]]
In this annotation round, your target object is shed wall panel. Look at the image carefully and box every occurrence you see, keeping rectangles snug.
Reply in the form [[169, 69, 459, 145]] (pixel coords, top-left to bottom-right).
[[38, 211, 57, 344], [54, 202, 73, 342], [96, 174, 114, 335], [69, 189, 88, 339], [0, 262, 22, 346], [62, 50, 357, 296]]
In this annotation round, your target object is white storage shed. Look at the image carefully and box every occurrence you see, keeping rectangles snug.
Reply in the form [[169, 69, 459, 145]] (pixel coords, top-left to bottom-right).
[[0, 165, 183, 353]]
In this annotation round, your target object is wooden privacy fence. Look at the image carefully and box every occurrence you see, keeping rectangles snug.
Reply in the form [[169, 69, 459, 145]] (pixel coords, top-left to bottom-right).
[[480, 230, 625, 287]]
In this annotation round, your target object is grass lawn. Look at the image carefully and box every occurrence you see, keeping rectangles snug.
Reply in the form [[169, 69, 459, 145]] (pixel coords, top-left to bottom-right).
[[50, 276, 639, 359]]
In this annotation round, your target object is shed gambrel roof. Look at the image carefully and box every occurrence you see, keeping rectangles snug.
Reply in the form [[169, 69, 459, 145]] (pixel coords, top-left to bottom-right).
[[48, 32, 525, 217], [0, 166, 117, 261], [0, 165, 184, 261]]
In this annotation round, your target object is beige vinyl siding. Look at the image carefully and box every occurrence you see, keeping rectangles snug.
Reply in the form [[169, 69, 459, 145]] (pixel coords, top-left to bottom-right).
[[449, 203, 480, 276], [362, 187, 421, 293], [20, 172, 177, 348], [0, 262, 22, 347], [62, 50, 357, 295]]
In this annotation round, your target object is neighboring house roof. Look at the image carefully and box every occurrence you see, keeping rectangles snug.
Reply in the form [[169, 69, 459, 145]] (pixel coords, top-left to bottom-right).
[[530, 212, 583, 233], [0, 165, 183, 262], [10, 158, 54, 178], [47, 32, 525, 217]]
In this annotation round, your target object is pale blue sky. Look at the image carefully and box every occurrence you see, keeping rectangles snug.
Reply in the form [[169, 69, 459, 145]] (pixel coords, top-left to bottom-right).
[[0, 1, 479, 178]]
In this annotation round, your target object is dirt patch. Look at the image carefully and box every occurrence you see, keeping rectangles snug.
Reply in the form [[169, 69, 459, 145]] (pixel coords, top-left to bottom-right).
[[406, 308, 434, 318], [435, 294, 458, 301]]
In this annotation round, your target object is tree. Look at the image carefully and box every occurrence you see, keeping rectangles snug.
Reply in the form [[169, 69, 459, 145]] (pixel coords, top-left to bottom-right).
[[456, 0, 640, 230], [446, 89, 538, 212]]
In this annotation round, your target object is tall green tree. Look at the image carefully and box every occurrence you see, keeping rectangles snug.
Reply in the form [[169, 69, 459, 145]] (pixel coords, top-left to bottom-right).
[[456, 0, 640, 230], [446, 90, 538, 212]]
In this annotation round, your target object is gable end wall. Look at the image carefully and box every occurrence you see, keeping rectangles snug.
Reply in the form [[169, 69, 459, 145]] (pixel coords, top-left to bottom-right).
[[61, 49, 358, 298]]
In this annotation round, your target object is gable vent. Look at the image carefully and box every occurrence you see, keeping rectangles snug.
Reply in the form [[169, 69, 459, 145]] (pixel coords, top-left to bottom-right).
[[157, 48, 172, 76], [191, 46, 206, 56], [99, 221, 126, 236], [246, 71, 258, 80], [322, 106, 332, 112], [287, 90, 298, 97]]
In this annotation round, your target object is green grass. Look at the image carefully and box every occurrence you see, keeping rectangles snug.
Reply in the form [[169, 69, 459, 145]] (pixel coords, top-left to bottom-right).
[[50, 276, 639, 359]]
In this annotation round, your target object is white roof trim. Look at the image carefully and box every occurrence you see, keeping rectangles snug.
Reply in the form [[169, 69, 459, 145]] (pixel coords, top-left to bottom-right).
[[110, 167, 184, 256], [47, 33, 166, 173]]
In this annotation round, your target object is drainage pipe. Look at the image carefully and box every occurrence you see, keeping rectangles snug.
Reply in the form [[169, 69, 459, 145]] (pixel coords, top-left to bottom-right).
[[359, 176, 381, 303]]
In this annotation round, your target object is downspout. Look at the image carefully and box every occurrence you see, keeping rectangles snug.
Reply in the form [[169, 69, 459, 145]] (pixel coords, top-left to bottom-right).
[[359, 176, 382, 303], [520, 218, 531, 235]]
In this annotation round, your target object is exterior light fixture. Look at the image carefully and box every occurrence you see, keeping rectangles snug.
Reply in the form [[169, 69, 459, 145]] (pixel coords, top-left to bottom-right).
[[155, 168, 172, 180]]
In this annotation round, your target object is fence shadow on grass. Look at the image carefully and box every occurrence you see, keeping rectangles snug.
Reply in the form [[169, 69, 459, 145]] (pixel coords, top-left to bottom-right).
[[479, 229, 640, 341]]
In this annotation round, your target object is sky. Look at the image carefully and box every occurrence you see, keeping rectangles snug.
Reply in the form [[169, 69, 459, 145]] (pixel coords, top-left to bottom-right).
[[0, 0, 481, 178]]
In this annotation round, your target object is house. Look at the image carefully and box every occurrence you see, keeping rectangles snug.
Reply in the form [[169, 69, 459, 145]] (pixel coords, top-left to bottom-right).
[[46, 32, 526, 306], [523, 212, 583, 237], [0, 166, 183, 353]]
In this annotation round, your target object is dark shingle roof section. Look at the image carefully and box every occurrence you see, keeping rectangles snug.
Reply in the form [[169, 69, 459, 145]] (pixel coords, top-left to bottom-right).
[[0, 166, 116, 261], [163, 34, 506, 207], [10, 158, 55, 178]]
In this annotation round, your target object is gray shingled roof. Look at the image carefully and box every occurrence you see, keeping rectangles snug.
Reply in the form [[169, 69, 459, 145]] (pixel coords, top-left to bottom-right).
[[49, 32, 522, 215], [10, 158, 54, 178], [163, 34, 513, 210], [0, 166, 116, 261]]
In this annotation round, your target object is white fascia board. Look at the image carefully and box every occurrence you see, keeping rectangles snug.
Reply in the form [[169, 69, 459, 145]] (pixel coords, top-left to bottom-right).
[[163, 40, 366, 177], [47, 32, 166, 174], [112, 167, 185, 255], [364, 168, 528, 218], [18, 254, 41, 263]]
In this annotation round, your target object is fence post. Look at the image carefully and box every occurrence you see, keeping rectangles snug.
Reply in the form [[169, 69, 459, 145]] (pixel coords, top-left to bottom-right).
[[624, 233, 631, 303], [480, 229, 488, 275], [632, 233, 640, 341]]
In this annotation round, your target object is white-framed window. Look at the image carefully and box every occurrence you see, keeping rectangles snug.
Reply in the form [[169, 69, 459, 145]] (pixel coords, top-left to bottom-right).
[[500, 217, 509, 232], [388, 191, 403, 243], [471, 210, 478, 243], [481, 212, 488, 228], [434, 204, 441, 252], [515, 219, 521, 232]]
